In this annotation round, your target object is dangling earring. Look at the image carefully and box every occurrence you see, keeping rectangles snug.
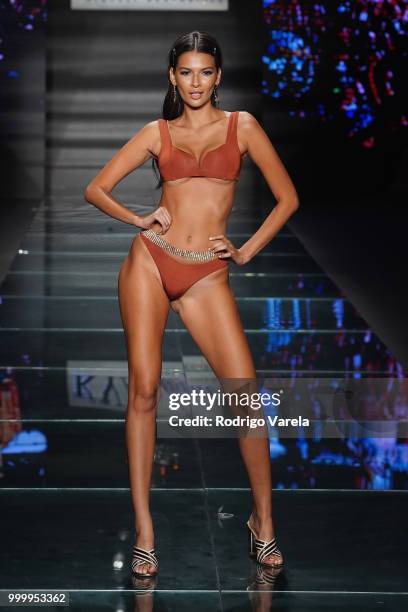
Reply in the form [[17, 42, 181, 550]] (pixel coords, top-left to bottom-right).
[[173, 84, 177, 103], [213, 85, 219, 107]]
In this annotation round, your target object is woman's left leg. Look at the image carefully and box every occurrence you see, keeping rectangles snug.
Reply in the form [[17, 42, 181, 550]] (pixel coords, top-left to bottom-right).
[[172, 266, 283, 566]]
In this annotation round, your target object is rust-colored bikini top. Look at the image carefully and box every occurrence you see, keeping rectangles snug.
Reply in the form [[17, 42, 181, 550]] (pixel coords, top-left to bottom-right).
[[157, 111, 242, 182]]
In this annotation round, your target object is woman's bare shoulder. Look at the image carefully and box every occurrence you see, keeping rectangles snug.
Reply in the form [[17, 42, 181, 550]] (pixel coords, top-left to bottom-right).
[[235, 110, 260, 128], [138, 118, 162, 136], [129, 119, 162, 153]]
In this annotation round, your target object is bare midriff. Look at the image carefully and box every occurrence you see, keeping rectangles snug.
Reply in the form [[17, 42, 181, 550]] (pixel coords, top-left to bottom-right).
[[149, 176, 238, 251]]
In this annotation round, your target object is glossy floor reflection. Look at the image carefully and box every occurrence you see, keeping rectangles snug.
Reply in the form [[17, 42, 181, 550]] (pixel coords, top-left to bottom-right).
[[0, 489, 407, 610]]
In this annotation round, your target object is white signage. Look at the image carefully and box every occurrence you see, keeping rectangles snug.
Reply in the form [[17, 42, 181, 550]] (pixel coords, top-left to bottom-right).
[[71, 0, 228, 11]]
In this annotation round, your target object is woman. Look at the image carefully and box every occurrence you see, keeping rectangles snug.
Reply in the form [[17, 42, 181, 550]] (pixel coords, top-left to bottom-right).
[[84, 31, 299, 578]]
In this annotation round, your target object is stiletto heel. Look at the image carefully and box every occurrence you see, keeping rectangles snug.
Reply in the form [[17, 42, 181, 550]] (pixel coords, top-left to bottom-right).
[[247, 523, 256, 557], [131, 545, 158, 578], [246, 518, 284, 567]]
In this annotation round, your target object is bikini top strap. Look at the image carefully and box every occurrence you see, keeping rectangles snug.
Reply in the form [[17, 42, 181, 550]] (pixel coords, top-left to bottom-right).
[[158, 118, 172, 154], [226, 111, 238, 145]]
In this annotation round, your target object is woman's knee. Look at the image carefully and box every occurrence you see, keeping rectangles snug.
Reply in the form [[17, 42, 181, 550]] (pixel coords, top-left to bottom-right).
[[127, 381, 160, 414]]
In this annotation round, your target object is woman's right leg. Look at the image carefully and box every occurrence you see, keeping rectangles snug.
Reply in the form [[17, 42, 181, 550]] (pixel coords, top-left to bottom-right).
[[118, 234, 170, 574]]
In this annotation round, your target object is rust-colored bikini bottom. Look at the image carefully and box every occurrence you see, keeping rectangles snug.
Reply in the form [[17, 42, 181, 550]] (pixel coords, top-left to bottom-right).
[[139, 231, 228, 301]]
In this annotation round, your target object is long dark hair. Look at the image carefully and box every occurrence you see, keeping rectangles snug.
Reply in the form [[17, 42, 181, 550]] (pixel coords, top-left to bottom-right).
[[152, 31, 223, 187]]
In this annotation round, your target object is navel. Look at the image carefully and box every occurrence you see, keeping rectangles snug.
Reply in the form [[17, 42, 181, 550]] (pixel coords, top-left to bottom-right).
[[186, 235, 192, 243]]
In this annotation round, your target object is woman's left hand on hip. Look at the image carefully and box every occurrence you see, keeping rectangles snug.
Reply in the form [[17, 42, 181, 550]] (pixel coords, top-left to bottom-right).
[[208, 235, 246, 266]]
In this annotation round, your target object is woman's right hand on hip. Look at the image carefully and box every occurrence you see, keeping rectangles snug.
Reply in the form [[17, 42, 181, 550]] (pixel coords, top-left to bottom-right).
[[139, 206, 172, 234]]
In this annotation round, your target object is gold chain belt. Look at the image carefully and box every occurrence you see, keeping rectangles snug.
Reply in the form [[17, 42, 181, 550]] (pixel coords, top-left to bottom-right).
[[141, 229, 217, 262]]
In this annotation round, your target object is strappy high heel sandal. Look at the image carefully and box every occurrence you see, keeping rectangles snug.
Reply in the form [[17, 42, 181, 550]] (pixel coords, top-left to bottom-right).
[[246, 519, 284, 567], [131, 545, 158, 578]]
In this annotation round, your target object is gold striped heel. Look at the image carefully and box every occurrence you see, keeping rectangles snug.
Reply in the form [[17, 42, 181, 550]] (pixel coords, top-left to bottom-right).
[[246, 519, 284, 567], [131, 545, 158, 578]]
